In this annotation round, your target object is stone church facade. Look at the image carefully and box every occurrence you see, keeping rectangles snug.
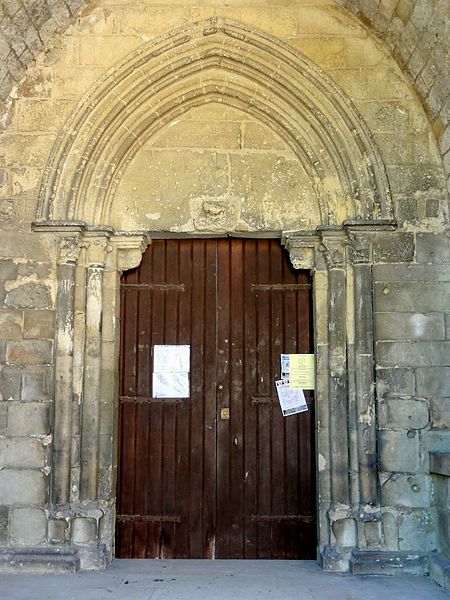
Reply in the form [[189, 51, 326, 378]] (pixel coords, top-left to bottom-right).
[[0, 0, 449, 586]]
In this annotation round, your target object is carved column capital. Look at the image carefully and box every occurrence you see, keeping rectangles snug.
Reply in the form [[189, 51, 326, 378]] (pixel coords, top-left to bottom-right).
[[83, 229, 113, 267], [318, 228, 347, 269], [58, 235, 82, 265], [347, 231, 371, 264]]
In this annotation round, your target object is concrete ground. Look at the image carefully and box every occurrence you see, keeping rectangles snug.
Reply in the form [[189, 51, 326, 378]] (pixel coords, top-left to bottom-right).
[[1, 560, 448, 600]]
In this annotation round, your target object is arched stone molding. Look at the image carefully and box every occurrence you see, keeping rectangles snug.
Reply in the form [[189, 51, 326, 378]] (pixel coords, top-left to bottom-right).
[[35, 18, 392, 229]]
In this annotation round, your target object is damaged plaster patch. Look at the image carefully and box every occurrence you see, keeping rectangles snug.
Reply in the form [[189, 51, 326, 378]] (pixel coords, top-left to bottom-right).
[[318, 453, 327, 472]]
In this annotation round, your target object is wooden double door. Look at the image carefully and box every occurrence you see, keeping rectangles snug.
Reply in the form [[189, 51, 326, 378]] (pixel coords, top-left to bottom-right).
[[116, 238, 316, 559]]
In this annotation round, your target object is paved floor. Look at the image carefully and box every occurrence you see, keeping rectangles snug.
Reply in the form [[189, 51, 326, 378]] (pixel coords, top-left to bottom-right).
[[1, 560, 448, 600]]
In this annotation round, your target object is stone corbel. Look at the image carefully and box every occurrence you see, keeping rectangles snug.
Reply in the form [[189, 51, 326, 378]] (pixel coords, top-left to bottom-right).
[[112, 232, 152, 273], [282, 231, 319, 270]]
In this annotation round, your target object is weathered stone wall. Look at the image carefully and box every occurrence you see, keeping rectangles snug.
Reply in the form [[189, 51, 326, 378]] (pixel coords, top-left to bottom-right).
[[374, 233, 450, 553], [0, 0, 448, 573], [0, 235, 55, 549], [1, 0, 449, 198]]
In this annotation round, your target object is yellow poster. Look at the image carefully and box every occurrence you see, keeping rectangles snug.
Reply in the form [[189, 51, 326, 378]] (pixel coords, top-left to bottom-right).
[[289, 354, 315, 390]]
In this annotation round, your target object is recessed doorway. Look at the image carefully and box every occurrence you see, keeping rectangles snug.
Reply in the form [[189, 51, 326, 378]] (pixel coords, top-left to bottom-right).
[[116, 238, 316, 559]]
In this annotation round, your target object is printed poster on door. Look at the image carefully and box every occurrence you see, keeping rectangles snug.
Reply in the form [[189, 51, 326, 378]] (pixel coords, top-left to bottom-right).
[[152, 345, 190, 398]]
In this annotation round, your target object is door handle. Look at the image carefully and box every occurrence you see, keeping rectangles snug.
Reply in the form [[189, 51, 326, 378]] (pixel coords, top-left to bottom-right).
[[233, 436, 239, 446]]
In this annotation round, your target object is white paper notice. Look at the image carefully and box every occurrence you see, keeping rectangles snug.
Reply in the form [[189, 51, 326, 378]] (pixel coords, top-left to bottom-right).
[[275, 379, 308, 417], [153, 345, 190, 373], [153, 372, 190, 399], [152, 345, 190, 398]]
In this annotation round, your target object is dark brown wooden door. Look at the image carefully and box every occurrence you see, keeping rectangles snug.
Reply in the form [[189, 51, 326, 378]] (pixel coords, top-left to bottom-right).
[[116, 239, 316, 559]]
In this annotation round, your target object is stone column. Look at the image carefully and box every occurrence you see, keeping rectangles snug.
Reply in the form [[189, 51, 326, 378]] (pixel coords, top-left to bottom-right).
[[347, 230, 378, 508], [79, 233, 109, 502], [53, 234, 81, 506], [319, 228, 350, 506]]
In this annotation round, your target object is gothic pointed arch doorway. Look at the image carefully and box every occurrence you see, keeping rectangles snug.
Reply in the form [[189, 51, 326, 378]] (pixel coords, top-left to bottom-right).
[[32, 18, 395, 571]]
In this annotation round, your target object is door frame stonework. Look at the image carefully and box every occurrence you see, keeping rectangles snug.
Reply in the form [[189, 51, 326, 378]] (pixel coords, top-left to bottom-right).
[[30, 220, 402, 571]]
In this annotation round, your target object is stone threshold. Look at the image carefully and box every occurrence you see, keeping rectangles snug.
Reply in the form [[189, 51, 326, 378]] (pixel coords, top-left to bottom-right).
[[0, 547, 79, 573]]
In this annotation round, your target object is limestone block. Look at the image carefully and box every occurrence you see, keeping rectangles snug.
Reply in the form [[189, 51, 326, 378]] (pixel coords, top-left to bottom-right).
[[358, 101, 411, 134], [373, 264, 450, 282], [329, 68, 370, 101], [416, 233, 450, 264], [379, 131, 440, 165], [0, 341, 5, 363], [0, 506, 9, 545], [7, 402, 50, 435], [288, 37, 346, 69], [0, 438, 45, 468], [374, 281, 450, 313], [375, 312, 445, 341], [23, 310, 55, 339], [293, 5, 366, 36], [381, 473, 431, 508], [398, 510, 435, 551], [0, 198, 21, 230], [0, 260, 18, 280], [72, 517, 98, 545], [5, 283, 51, 309], [10, 507, 47, 546], [371, 232, 414, 263], [381, 511, 399, 550], [0, 311, 23, 340], [0, 365, 21, 401], [377, 341, 450, 368], [52, 67, 105, 100], [0, 232, 50, 261], [0, 470, 46, 504], [6, 339, 53, 364], [430, 398, 450, 429], [79, 35, 142, 67], [0, 134, 56, 168], [48, 519, 68, 544], [416, 367, 450, 397], [386, 165, 445, 195], [379, 397, 429, 429], [421, 431, 450, 470], [153, 120, 241, 150], [17, 262, 51, 279], [375, 368, 414, 397], [380, 430, 420, 472], [21, 366, 53, 402], [17, 99, 76, 133], [363, 521, 382, 548]]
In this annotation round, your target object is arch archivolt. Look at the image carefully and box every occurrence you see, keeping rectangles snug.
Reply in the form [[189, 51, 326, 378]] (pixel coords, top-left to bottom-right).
[[36, 18, 392, 229]]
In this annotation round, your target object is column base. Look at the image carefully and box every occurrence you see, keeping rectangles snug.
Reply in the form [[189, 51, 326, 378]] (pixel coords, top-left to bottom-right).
[[320, 545, 353, 571], [0, 546, 80, 573], [350, 549, 428, 576], [429, 552, 450, 591]]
